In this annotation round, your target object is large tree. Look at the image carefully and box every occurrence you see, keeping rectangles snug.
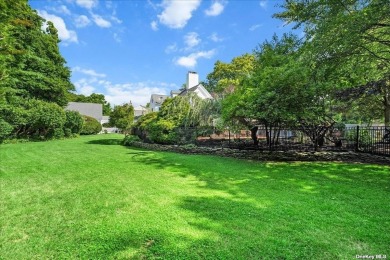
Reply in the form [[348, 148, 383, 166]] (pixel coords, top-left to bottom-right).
[[1, 0, 74, 106], [0, 0, 76, 140], [109, 102, 134, 132], [275, 0, 390, 125], [205, 54, 255, 96]]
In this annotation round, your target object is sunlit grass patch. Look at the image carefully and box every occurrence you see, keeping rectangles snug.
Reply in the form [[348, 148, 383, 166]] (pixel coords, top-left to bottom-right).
[[1, 134, 389, 259]]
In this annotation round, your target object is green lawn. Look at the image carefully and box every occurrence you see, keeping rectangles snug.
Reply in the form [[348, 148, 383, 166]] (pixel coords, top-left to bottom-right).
[[0, 134, 389, 259]]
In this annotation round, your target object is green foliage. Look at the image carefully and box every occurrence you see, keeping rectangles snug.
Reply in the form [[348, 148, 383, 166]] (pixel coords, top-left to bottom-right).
[[1, 2, 74, 106], [206, 53, 255, 95], [80, 115, 102, 135], [63, 110, 83, 137], [0, 1, 77, 143], [275, 0, 390, 125], [109, 102, 134, 132], [147, 119, 178, 144], [133, 94, 220, 144], [29, 99, 66, 139], [122, 134, 142, 146], [0, 119, 13, 143]]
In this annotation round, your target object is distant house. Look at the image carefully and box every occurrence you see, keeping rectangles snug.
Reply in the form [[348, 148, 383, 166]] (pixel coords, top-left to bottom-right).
[[148, 72, 213, 112], [150, 94, 169, 112], [179, 71, 213, 100], [101, 116, 110, 125], [66, 102, 104, 124], [170, 90, 181, 97], [134, 105, 148, 118]]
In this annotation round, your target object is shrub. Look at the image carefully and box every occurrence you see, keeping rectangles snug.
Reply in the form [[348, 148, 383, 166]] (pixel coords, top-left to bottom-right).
[[64, 110, 83, 137], [0, 118, 13, 143], [80, 115, 102, 135], [122, 135, 141, 146], [29, 100, 66, 139], [147, 119, 177, 144]]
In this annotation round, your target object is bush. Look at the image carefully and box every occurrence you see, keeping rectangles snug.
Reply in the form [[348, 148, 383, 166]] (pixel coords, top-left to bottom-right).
[[0, 118, 13, 143], [122, 135, 141, 146], [29, 100, 66, 139], [147, 119, 177, 144], [80, 115, 102, 135], [64, 110, 83, 137]]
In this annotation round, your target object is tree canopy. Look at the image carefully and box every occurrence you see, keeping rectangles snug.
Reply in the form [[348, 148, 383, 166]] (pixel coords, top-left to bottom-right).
[[0, 0, 79, 141], [274, 0, 390, 125]]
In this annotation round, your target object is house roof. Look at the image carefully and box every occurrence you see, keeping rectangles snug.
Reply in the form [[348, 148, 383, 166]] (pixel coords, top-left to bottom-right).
[[66, 102, 103, 121], [150, 94, 169, 105], [179, 84, 213, 99]]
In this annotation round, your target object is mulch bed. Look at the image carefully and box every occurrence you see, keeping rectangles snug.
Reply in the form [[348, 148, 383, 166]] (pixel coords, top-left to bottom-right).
[[127, 141, 390, 166]]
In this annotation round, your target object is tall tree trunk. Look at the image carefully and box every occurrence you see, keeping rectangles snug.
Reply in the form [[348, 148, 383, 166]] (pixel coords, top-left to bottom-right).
[[250, 126, 259, 146], [384, 89, 390, 127]]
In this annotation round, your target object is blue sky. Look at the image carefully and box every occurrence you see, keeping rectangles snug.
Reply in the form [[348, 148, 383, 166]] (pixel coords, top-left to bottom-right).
[[29, 0, 294, 106]]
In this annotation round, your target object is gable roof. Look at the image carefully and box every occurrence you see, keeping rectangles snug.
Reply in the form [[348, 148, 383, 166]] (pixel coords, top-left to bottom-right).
[[150, 94, 169, 105], [179, 84, 213, 99], [66, 102, 103, 121]]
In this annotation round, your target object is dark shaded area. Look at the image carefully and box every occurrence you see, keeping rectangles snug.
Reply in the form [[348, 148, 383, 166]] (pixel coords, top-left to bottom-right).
[[86, 138, 122, 145]]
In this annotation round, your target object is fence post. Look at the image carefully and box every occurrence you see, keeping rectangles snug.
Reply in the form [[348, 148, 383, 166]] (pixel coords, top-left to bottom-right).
[[355, 125, 360, 152]]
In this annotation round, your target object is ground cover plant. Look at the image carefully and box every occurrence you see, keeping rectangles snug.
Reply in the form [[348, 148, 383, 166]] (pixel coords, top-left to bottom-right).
[[0, 134, 389, 259]]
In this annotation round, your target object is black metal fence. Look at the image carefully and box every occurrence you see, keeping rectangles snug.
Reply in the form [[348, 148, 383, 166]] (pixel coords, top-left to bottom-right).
[[191, 126, 390, 157]]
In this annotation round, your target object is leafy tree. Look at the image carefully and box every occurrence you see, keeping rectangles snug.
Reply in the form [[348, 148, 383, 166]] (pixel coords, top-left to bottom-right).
[[1, 0, 74, 106], [0, 0, 76, 141], [205, 54, 255, 95], [222, 34, 312, 145], [109, 102, 134, 132], [275, 0, 390, 125], [133, 93, 220, 144]]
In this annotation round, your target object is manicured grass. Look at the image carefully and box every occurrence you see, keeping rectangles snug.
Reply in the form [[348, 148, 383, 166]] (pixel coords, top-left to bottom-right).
[[0, 134, 389, 259]]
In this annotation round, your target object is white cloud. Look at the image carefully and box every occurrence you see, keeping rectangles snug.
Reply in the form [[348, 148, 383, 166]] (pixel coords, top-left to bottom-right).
[[204, 1, 226, 16], [110, 15, 122, 24], [175, 49, 216, 68], [249, 24, 262, 31], [209, 32, 223, 42], [158, 0, 201, 29], [259, 1, 267, 9], [79, 85, 96, 96], [102, 82, 171, 106], [75, 0, 98, 10], [92, 14, 111, 28], [165, 43, 178, 53], [50, 5, 71, 15], [38, 10, 78, 44], [73, 66, 106, 77], [151, 21, 158, 31], [184, 32, 201, 49], [75, 15, 91, 28]]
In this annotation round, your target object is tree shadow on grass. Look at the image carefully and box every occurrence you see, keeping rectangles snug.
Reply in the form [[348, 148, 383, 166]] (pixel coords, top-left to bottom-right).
[[86, 139, 122, 145], [97, 147, 390, 258]]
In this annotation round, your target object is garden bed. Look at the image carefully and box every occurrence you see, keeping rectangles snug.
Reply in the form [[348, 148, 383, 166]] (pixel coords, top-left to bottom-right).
[[127, 141, 390, 165]]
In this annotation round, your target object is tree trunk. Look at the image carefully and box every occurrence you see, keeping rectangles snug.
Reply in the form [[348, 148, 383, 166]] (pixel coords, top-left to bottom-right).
[[250, 126, 258, 146], [384, 83, 390, 127], [384, 94, 390, 127]]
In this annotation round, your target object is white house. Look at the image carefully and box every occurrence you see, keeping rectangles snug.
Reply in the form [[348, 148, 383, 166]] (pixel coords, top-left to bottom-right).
[[148, 72, 213, 112], [134, 105, 148, 118], [179, 71, 213, 99], [149, 94, 169, 112]]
